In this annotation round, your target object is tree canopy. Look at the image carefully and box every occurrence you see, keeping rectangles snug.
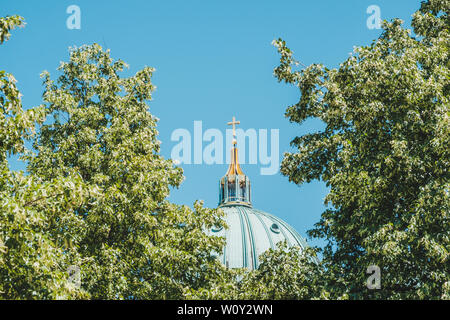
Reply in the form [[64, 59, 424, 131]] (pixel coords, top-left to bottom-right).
[[273, 0, 449, 299], [1, 20, 228, 299], [0, 0, 448, 300], [1, 15, 92, 299]]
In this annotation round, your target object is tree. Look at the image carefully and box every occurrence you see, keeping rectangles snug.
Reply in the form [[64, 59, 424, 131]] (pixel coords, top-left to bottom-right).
[[26, 44, 229, 299], [184, 242, 330, 300], [273, 0, 449, 299], [1, 16, 92, 299], [238, 242, 331, 299], [0, 15, 24, 44]]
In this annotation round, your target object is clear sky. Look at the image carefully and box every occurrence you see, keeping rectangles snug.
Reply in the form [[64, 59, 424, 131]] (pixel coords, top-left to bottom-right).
[[1, 0, 420, 248]]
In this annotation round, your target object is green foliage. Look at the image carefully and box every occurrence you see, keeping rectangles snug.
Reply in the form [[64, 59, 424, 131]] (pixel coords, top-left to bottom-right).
[[0, 15, 24, 44], [273, 0, 449, 299], [2, 0, 448, 300], [0, 15, 40, 163], [1, 19, 229, 299], [238, 242, 332, 299], [1, 17, 91, 299], [185, 242, 332, 300], [24, 44, 228, 299]]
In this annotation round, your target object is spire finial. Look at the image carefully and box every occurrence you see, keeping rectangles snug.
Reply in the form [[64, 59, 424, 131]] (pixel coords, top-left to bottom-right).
[[227, 116, 240, 145]]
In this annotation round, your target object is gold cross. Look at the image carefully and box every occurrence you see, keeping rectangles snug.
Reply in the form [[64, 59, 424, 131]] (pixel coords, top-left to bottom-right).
[[227, 116, 240, 144]]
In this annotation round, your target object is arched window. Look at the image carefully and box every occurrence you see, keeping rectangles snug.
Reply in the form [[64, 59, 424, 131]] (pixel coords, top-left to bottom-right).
[[239, 178, 246, 202], [228, 179, 236, 201]]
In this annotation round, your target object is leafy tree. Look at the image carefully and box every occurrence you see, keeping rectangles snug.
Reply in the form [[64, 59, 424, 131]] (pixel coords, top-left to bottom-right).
[[1, 16, 91, 299], [26, 44, 228, 299], [238, 242, 331, 299], [0, 15, 28, 162], [185, 242, 332, 300], [0, 15, 24, 44], [273, 0, 449, 299]]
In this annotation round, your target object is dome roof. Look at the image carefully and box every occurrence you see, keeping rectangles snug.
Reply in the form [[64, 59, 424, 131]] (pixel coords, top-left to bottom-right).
[[210, 205, 309, 270], [210, 116, 311, 270]]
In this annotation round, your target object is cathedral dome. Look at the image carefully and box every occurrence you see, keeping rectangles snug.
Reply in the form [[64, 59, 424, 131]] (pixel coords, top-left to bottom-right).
[[212, 205, 309, 270], [210, 117, 310, 270]]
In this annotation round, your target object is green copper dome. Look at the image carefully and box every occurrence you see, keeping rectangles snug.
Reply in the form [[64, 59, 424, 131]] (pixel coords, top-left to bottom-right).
[[210, 116, 310, 270], [213, 205, 309, 270]]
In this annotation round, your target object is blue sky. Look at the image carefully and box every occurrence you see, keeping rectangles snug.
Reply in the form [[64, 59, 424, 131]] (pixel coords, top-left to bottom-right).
[[1, 0, 420, 248]]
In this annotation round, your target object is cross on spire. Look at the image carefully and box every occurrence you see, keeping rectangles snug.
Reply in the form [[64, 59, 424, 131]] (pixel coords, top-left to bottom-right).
[[227, 116, 240, 145]]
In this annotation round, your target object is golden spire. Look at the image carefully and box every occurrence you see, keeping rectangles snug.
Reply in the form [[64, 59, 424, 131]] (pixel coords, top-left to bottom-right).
[[227, 116, 240, 146], [226, 116, 244, 176], [219, 116, 251, 207]]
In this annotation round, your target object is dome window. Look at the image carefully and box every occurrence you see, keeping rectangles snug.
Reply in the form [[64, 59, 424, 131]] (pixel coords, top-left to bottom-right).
[[270, 223, 280, 234], [212, 225, 223, 233]]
